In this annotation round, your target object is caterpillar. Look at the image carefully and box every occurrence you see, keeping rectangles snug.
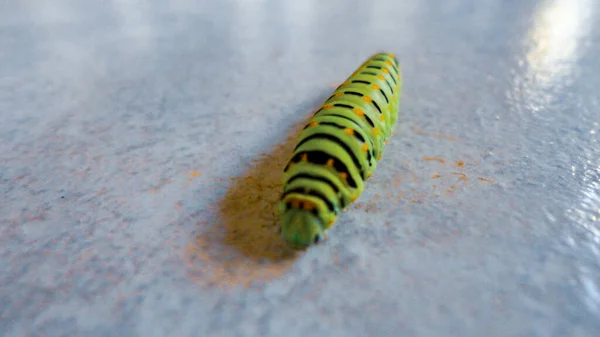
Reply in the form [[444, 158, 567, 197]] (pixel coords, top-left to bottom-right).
[[278, 52, 402, 249]]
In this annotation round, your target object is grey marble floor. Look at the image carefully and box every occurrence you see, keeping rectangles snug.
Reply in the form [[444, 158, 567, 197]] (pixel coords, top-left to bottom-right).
[[1, 0, 600, 336]]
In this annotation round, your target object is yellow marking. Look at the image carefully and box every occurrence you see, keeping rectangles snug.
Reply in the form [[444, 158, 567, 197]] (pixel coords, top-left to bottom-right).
[[351, 196, 357, 202], [354, 108, 364, 116], [385, 60, 392, 65], [363, 96, 372, 103], [383, 68, 389, 73], [373, 128, 379, 136], [340, 172, 348, 179], [378, 75, 385, 80], [385, 139, 389, 144], [371, 84, 380, 90], [377, 154, 382, 161], [344, 128, 354, 135], [380, 115, 385, 121], [362, 144, 368, 151], [291, 199, 301, 208], [367, 173, 372, 179], [326, 159, 334, 167], [301, 153, 308, 161], [328, 219, 335, 225], [334, 92, 343, 97], [309, 121, 319, 127], [323, 104, 333, 109]]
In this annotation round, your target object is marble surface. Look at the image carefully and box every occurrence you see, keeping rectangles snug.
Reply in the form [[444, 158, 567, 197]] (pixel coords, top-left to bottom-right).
[[1, 0, 600, 336]]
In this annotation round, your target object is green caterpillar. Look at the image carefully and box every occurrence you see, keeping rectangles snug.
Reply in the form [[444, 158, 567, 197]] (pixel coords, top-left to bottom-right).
[[278, 52, 402, 249]]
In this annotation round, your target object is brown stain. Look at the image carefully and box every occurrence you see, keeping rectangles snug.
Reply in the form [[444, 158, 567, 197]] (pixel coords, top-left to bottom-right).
[[183, 111, 332, 289], [352, 202, 366, 211], [423, 156, 445, 164], [186, 171, 201, 185], [412, 129, 428, 136], [433, 134, 456, 142], [412, 128, 457, 142], [393, 177, 402, 188], [365, 201, 379, 213], [452, 172, 468, 182], [388, 156, 497, 205]]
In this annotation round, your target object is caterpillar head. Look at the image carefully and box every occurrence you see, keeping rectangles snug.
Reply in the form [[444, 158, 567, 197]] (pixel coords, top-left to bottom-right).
[[279, 208, 325, 250]]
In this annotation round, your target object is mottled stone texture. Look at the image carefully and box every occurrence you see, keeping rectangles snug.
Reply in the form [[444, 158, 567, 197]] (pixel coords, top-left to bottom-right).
[[1, 0, 599, 336]]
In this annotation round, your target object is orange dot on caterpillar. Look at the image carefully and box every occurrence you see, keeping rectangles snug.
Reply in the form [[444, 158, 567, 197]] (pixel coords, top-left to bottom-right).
[[303, 201, 315, 210]]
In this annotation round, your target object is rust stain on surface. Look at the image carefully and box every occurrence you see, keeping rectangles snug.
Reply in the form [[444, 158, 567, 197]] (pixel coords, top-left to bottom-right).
[[432, 134, 456, 141], [412, 128, 457, 142], [452, 172, 468, 182], [394, 177, 402, 188], [423, 156, 445, 164], [186, 171, 202, 185], [387, 154, 497, 206]]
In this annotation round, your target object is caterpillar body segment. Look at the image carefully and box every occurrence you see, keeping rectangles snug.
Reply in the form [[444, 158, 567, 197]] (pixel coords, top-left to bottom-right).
[[279, 53, 402, 249]]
